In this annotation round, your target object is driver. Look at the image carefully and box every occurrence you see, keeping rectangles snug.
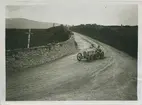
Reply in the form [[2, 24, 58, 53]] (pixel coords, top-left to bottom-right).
[[96, 45, 101, 52]]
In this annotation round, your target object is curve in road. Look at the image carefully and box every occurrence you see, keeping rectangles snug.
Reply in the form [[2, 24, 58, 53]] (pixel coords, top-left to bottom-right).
[[6, 32, 137, 100]]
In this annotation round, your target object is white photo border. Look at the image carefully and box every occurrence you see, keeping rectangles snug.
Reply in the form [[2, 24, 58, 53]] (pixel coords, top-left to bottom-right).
[[1, 0, 142, 105]]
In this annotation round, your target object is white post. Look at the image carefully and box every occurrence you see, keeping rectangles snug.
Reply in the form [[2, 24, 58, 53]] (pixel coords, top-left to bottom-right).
[[27, 29, 31, 48]]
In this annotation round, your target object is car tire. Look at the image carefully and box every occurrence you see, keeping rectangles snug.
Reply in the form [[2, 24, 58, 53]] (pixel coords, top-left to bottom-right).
[[77, 53, 82, 61]]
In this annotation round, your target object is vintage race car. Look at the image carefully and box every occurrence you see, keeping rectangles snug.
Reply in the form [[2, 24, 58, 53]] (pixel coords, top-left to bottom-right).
[[77, 46, 104, 61]]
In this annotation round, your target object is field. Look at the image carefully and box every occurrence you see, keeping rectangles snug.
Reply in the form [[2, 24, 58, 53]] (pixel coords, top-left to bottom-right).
[[70, 24, 138, 58], [6, 26, 71, 50]]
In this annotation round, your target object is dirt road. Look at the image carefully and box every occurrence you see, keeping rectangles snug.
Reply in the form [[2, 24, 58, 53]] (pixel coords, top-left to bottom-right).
[[6, 32, 137, 100]]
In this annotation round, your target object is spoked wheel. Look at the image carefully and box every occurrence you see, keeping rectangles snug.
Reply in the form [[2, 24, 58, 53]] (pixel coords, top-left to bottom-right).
[[95, 53, 101, 59], [77, 53, 83, 61]]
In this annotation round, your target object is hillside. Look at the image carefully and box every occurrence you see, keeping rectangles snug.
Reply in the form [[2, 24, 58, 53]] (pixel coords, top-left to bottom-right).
[[6, 18, 60, 29], [70, 24, 138, 58]]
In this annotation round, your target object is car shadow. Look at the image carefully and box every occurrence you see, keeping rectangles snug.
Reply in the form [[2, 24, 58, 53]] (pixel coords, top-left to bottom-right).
[[78, 56, 107, 63]]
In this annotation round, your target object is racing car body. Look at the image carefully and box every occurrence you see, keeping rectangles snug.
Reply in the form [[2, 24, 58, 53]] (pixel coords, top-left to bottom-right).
[[77, 46, 104, 61]]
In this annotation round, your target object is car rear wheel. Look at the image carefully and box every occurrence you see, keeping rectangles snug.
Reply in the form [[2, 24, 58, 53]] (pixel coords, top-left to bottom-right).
[[95, 53, 101, 59]]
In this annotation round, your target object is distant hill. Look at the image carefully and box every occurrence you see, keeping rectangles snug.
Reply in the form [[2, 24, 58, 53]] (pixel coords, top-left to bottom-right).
[[6, 18, 60, 29]]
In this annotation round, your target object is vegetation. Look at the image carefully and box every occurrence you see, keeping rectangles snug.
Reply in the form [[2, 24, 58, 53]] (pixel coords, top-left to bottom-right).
[[6, 26, 71, 50], [6, 29, 28, 50], [70, 24, 138, 58]]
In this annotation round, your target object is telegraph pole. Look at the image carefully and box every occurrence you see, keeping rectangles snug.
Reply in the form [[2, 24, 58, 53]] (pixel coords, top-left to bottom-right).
[[26, 29, 33, 48]]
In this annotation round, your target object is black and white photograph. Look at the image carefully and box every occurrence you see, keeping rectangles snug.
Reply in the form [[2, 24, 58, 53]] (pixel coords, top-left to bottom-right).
[[6, 3, 138, 101]]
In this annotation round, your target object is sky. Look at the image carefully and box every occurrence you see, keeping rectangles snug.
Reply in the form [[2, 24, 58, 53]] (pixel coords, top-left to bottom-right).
[[6, 2, 138, 25]]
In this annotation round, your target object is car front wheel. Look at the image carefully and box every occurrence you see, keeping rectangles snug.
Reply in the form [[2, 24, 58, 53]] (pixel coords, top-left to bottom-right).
[[77, 53, 83, 61]]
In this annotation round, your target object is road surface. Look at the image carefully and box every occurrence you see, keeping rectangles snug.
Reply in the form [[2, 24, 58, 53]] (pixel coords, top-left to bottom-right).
[[6, 32, 137, 100]]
